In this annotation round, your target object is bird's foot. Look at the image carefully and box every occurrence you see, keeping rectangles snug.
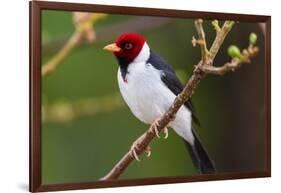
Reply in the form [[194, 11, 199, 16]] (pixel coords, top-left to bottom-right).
[[130, 136, 151, 161], [145, 145, 151, 157], [151, 118, 169, 139], [151, 118, 161, 138]]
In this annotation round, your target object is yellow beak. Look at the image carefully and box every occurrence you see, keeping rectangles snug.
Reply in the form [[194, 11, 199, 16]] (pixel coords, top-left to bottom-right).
[[103, 43, 121, 52]]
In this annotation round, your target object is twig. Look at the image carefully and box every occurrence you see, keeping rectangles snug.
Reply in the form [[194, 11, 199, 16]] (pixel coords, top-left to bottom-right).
[[42, 12, 106, 77], [200, 46, 259, 76], [211, 20, 221, 34], [101, 19, 258, 180], [194, 19, 209, 62], [209, 21, 235, 61], [43, 17, 174, 55], [42, 31, 83, 76]]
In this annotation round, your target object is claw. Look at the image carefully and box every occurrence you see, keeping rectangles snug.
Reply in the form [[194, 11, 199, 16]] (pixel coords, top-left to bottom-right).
[[130, 145, 140, 161], [130, 144, 152, 161], [145, 146, 151, 157], [152, 119, 161, 138], [131, 149, 140, 161], [130, 140, 141, 161], [130, 135, 152, 161], [146, 151, 151, 157], [154, 127, 161, 138], [163, 127, 169, 139]]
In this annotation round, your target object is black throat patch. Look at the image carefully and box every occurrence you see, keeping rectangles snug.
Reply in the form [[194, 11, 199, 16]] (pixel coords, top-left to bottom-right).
[[117, 57, 130, 82]]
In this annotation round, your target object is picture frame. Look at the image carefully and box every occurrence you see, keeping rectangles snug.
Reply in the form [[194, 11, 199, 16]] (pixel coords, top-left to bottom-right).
[[30, 0, 271, 192]]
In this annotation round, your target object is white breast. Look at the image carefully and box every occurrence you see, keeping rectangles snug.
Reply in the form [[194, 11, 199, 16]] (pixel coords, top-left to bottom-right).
[[118, 62, 171, 124], [117, 43, 194, 144]]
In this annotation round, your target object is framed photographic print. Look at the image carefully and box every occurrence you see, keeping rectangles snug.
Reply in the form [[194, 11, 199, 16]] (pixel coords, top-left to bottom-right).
[[30, 0, 271, 192]]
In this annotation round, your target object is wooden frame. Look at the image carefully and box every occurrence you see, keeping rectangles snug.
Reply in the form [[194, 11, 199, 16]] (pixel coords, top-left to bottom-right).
[[30, 0, 271, 192]]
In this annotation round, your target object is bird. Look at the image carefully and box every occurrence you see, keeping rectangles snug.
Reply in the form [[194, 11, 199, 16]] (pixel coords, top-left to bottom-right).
[[103, 33, 215, 174]]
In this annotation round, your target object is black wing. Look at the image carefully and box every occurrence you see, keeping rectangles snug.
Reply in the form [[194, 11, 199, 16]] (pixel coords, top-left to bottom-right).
[[147, 51, 200, 126]]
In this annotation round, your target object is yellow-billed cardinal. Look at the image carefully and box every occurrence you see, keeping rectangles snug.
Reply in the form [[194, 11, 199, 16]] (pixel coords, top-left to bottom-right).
[[104, 33, 215, 174]]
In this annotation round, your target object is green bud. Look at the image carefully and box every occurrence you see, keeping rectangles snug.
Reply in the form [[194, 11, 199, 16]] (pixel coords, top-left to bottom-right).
[[211, 20, 220, 31], [227, 45, 241, 58], [249, 33, 257, 45]]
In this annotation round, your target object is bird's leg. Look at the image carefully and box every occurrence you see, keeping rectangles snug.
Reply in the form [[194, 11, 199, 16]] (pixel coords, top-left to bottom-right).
[[130, 135, 151, 161], [151, 118, 169, 139]]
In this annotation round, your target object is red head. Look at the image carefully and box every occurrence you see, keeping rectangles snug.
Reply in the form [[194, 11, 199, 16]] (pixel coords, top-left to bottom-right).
[[104, 33, 145, 64]]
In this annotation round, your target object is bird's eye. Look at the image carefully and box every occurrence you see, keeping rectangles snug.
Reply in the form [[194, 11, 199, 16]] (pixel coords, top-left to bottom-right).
[[124, 43, 133, 50]]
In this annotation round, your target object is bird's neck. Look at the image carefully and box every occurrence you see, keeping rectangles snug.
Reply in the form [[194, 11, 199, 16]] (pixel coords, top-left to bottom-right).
[[117, 42, 150, 82]]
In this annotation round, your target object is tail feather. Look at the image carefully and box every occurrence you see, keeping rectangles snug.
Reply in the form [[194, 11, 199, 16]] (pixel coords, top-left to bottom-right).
[[185, 129, 216, 174]]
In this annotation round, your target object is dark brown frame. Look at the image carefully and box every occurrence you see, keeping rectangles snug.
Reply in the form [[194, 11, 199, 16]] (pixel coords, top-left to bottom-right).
[[30, 0, 271, 192]]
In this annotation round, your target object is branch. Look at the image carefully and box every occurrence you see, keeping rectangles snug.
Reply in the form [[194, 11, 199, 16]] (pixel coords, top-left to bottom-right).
[[101, 70, 204, 180], [42, 31, 82, 76], [193, 19, 209, 62], [211, 20, 221, 34], [200, 46, 259, 76], [42, 12, 106, 77], [101, 19, 258, 180], [201, 33, 259, 76], [209, 21, 235, 61], [43, 17, 174, 55]]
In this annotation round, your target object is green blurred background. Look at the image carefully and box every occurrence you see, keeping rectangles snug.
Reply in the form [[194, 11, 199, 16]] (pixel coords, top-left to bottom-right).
[[41, 10, 266, 185]]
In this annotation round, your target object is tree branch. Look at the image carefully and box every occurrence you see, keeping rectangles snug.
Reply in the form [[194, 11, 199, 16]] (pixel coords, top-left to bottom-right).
[[42, 12, 106, 77], [193, 19, 209, 62], [209, 21, 235, 61], [200, 46, 259, 76], [42, 31, 83, 76], [43, 17, 174, 55], [101, 19, 258, 180]]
